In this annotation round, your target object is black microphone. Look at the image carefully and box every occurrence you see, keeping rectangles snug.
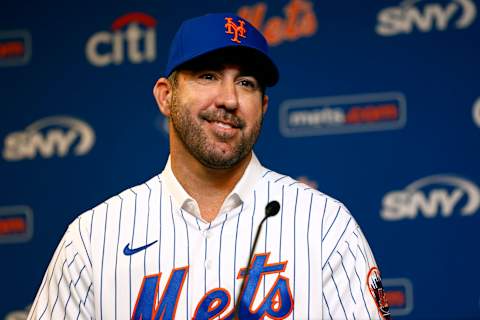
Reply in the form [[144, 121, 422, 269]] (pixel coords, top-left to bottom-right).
[[234, 200, 280, 317]]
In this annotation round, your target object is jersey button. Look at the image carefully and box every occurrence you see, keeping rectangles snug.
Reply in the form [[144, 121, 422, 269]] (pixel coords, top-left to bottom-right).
[[203, 230, 211, 238], [205, 260, 212, 269]]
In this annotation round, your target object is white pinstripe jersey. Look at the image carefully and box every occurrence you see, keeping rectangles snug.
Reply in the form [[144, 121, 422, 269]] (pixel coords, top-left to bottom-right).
[[28, 155, 388, 320]]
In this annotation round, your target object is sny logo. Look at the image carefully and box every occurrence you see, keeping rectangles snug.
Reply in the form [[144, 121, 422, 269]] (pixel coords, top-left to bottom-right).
[[2, 116, 95, 161], [376, 0, 477, 36], [132, 253, 293, 319], [225, 17, 247, 43], [381, 174, 480, 220], [86, 12, 157, 67], [473, 97, 480, 128]]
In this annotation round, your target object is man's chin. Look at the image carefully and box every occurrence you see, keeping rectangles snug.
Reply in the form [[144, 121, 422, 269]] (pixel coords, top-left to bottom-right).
[[196, 150, 248, 170]]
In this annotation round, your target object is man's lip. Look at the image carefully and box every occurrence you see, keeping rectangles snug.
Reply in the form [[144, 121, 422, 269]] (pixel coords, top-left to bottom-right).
[[205, 118, 240, 129], [206, 120, 240, 138]]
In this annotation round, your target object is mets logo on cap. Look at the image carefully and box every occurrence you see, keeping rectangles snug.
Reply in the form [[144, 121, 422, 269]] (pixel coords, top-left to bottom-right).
[[224, 17, 247, 43]]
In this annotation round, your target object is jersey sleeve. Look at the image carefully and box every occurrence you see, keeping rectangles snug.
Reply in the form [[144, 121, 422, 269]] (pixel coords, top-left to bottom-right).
[[27, 215, 95, 320], [322, 212, 391, 320]]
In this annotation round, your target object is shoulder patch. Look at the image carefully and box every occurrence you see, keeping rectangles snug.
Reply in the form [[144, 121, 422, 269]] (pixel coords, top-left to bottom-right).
[[367, 267, 391, 319]]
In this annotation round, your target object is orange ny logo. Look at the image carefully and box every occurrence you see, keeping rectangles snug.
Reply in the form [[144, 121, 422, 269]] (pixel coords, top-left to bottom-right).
[[224, 17, 247, 43]]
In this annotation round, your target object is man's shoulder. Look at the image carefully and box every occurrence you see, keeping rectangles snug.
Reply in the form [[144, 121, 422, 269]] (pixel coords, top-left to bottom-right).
[[61, 173, 163, 253], [259, 168, 328, 197], [73, 173, 163, 225], [258, 168, 350, 212]]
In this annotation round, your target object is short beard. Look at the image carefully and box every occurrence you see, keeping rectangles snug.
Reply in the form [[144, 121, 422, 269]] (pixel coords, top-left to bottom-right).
[[169, 87, 263, 169]]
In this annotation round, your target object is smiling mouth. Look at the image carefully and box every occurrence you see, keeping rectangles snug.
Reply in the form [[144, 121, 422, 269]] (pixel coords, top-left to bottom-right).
[[200, 110, 245, 130], [203, 116, 243, 129], [211, 120, 236, 129]]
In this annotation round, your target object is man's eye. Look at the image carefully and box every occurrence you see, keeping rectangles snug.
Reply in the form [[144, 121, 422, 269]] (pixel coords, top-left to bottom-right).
[[199, 73, 215, 80], [239, 79, 256, 88]]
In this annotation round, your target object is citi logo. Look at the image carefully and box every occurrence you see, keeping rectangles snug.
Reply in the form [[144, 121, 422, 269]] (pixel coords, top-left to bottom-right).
[[376, 0, 477, 36], [2, 116, 95, 161], [85, 12, 157, 67], [381, 175, 480, 221]]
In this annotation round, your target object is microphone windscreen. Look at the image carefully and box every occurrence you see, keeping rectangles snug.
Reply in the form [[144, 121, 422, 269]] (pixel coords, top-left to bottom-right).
[[265, 201, 280, 217]]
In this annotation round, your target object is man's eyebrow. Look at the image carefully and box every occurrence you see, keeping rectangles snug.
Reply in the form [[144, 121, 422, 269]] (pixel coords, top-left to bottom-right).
[[187, 65, 258, 76], [237, 72, 259, 79]]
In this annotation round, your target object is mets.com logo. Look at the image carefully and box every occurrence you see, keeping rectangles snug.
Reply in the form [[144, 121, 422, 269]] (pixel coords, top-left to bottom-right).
[[381, 174, 480, 220], [0, 206, 33, 244], [279, 92, 407, 137], [0, 30, 32, 67], [2, 116, 95, 161], [86, 12, 157, 67], [376, 0, 477, 36], [383, 278, 414, 316]]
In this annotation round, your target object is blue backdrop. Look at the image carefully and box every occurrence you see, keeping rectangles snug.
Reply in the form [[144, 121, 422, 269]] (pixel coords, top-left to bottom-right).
[[1, 0, 479, 319]]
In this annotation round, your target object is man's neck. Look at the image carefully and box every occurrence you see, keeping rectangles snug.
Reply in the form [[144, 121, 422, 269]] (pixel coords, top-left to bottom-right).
[[170, 150, 252, 222]]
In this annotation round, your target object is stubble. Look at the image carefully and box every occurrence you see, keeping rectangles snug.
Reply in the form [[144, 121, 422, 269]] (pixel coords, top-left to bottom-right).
[[168, 87, 263, 169]]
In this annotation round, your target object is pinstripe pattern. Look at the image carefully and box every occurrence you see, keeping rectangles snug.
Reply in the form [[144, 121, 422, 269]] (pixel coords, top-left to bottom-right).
[[100, 203, 108, 320], [180, 209, 190, 318], [28, 157, 384, 319], [169, 196, 176, 268], [49, 259, 67, 317], [157, 178, 162, 300], [263, 180, 270, 298], [307, 192, 313, 318], [63, 280, 73, 319], [89, 210, 94, 241], [233, 206, 241, 307], [114, 196, 123, 320], [337, 251, 356, 304], [204, 222, 211, 295], [328, 262, 348, 318], [78, 216, 92, 267], [144, 185, 152, 276], [279, 185, 284, 261], [293, 187, 298, 320], [249, 191, 256, 252], [218, 212, 228, 288], [128, 191, 138, 317]]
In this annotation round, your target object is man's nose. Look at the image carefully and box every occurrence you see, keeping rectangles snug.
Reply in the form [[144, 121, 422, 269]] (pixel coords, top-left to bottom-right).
[[215, 80, 239, 110]]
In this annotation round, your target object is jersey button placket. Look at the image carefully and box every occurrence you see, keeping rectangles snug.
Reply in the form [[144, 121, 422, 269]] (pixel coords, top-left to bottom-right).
[[204, 259, 212, 269], [203, 229, 211, 269]]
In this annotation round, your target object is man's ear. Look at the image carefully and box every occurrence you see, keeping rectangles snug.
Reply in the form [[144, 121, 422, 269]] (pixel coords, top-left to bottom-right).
[[262, 94, 269, 115], [153, 77, 173, 117]]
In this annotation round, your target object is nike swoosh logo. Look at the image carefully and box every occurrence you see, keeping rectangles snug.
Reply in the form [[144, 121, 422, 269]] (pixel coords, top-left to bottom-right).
[[123, 240, 158, 256]]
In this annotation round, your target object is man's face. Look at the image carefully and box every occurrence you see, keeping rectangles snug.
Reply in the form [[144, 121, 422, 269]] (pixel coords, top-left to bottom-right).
[[167, 63, 267, 169]]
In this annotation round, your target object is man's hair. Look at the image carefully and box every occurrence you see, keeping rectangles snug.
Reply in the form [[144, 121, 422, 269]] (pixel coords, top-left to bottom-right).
[[168, 70, 179, 89]]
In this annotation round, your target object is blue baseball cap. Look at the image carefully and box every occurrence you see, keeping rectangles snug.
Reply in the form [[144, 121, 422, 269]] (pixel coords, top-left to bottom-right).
[[164, 13, 279, 87]]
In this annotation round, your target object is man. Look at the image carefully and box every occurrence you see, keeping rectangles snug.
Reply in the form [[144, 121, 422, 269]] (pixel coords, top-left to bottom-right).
[[28, 13, 390, 319]]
